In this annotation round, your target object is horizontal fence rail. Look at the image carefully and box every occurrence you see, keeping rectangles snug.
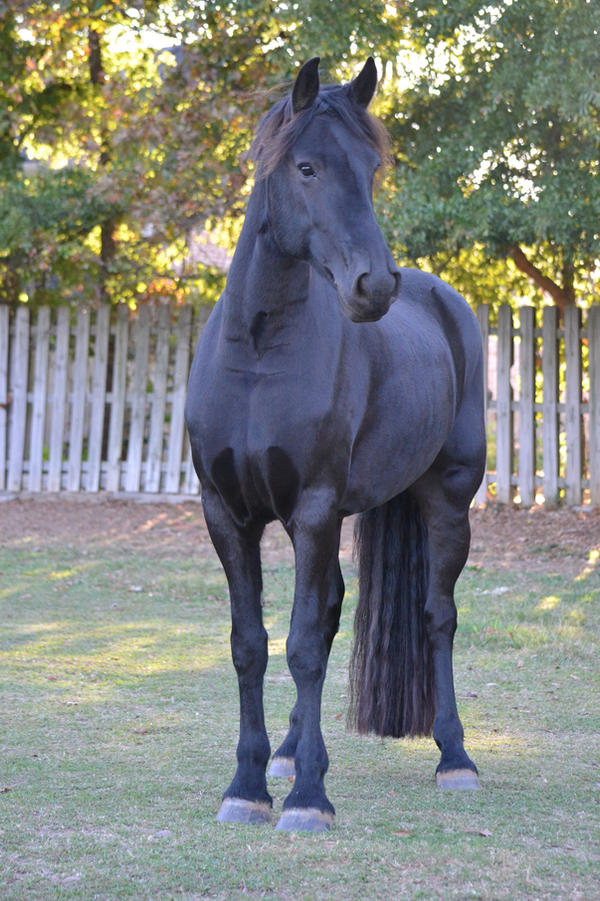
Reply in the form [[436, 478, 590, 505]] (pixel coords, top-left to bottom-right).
[[0, 302, 599, 506]]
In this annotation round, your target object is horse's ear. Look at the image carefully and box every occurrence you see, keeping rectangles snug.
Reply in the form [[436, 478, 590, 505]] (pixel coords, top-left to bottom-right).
[[292, 57, 320, 114], [350, 57, 378, 108]]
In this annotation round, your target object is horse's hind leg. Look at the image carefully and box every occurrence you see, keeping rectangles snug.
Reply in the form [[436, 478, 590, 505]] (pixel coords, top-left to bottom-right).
[[202, 489, 272, 824], [269, 559, 344, 778], [413, 460, 482, 790]]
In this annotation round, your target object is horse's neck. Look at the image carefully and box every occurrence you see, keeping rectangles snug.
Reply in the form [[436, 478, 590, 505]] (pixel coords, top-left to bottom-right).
[[222, 182, 311, 337]]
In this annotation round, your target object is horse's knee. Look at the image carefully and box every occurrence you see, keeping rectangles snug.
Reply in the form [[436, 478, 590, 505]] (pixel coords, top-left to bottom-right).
[[231, 626, 268, 679], [286, 630, 327, 684]]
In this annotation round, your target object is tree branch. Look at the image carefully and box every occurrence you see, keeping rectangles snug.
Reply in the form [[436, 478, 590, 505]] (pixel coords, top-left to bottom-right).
[[509, 245, 574, 311]]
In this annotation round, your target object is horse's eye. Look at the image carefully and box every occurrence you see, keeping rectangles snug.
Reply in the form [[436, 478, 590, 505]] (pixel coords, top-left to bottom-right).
[[297, 162, 315, 178]]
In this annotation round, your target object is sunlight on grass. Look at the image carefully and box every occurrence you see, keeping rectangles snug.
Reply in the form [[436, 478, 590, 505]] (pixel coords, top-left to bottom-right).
[[268, 636, 287, 657], [0, 581, 32, 600], [0, 619, 232, 684], [536, 594, 561, 612], [48, 568, 79, 580], [575, 547, 599, 582]]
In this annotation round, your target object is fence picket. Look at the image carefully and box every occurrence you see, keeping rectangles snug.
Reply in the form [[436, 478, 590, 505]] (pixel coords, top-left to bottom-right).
[[183, 306, 211, 496], [474, 304, 489, 505], [0, 306, 9, 491], [7, 306, 30, 492], [165, 305, 192, 493], [48, 307, 70, 491], [496, 305, 513, 504], [125, 305, 150, 492], [518, 306, 536, 506], [66, 308, 91, 491], [542, 307, 559, 505], [106, 304, 128, 492], [145, 304, 171, 492], [564, 306, 582, 506], [589, 306, 600, 504], [28, 307, 51, 491], [86, 306, 110, 492]]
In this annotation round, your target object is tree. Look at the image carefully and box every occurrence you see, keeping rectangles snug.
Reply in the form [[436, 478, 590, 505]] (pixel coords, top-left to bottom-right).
[[1, 1, 598, 311], [381, 0, 600, 309], [0, 0, 401, 307]]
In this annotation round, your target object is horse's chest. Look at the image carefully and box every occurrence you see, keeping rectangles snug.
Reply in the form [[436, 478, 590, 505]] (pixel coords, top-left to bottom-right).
[[198, 374, 340, 524]]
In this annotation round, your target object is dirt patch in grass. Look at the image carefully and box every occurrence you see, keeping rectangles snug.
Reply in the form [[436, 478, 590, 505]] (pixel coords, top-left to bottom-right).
[[0, 495, 598, 577]]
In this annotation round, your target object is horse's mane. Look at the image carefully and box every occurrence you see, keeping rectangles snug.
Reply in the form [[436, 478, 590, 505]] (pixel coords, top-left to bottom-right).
[[250, 82, 391, 179]]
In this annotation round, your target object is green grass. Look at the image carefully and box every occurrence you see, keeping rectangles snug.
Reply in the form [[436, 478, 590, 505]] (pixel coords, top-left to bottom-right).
[[1, 520, 599, 900]]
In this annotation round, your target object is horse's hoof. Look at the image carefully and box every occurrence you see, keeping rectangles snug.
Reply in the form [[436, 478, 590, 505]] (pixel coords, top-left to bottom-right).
[[268, 756, 295, 778], [217, 798, 272, 824], [436, 768, 481, 790], [275, 807, 334, 832]]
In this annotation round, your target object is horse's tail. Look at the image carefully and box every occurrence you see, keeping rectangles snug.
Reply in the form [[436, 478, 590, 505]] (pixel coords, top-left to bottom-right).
[[348, 491, 434, 738]]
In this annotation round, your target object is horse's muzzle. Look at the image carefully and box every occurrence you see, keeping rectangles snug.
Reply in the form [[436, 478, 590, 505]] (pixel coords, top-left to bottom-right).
[[341, 269, 400, 323]]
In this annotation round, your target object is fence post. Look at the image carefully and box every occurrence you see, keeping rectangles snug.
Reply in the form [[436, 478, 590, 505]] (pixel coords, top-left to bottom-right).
[[474, 304, 489, 505], [564, 306, 582, 506], [0, 306, 9, 491], [518, 306, 536, 506], [542, 306, 559, 506], [7, 306, 30, 492], [496, 305, 513, 503], [589, 305, 600, 505]]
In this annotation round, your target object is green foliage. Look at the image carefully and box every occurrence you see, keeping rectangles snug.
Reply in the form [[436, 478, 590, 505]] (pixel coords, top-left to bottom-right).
[[0, 1, 598, 309], [384, 0, 600, 307]]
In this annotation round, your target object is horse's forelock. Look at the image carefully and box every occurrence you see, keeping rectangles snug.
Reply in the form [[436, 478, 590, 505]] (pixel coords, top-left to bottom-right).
[[250, 85, 390, 180]]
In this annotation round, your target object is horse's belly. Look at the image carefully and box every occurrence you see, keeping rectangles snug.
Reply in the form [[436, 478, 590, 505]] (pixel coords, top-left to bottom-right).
[[342, 389, 454, 513]]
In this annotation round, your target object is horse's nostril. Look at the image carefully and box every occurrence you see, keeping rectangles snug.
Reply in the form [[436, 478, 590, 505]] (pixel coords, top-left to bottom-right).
[[357, 273, 369, 297]]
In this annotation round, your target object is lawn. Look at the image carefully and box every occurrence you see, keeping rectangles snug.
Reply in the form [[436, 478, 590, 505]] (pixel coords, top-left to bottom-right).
[[0, 500, 599, 900]]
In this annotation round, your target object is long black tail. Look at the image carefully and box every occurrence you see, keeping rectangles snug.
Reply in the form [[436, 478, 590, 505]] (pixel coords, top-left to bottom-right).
[[348, 491, 434, 738]]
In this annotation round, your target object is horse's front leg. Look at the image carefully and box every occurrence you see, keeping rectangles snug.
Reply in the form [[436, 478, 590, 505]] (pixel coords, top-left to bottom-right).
[[275, 508, 342, 832], [202, 490, 272, 824], [269, 559, 344, 778]]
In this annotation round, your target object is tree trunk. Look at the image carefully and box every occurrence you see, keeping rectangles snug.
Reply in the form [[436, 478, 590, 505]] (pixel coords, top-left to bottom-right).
[[89, 27, 115, 304]]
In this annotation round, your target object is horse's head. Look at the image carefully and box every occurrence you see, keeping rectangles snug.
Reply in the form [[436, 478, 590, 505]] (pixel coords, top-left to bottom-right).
[[252, 57, 400, 323]]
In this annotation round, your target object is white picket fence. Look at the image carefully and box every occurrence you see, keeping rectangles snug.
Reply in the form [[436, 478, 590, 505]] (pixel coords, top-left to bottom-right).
[[476, 303, 600, 507], [1, 302, 599, 505], [0, 303, 210, 498]]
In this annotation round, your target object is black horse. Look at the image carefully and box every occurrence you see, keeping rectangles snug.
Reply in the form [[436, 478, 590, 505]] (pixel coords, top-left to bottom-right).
[[185, 57, 486, 832]]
